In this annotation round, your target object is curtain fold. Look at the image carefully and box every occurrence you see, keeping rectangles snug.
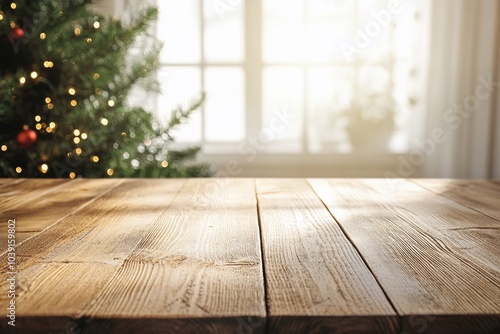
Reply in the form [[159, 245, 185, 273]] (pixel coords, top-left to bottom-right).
[[423, 0, 499, 178]]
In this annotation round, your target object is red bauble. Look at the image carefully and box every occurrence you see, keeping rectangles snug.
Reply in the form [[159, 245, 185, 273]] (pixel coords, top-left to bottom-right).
[[11, 27, 24, 40], [16, 129, 37, 149]]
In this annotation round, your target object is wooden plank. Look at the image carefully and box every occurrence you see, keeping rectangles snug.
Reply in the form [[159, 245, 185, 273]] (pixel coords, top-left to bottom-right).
[[310, 178, 500, 334], [256, 179, 398, 334], [82, 178, 266, 334], [0, 179, 186, 334], [0, 178, 71, 211], [0, 179, 117, 253], [412, 179, 500, 221]]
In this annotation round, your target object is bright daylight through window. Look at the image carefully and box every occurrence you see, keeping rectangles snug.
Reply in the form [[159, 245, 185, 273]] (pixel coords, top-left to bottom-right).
[[156, 0, 428, 155]]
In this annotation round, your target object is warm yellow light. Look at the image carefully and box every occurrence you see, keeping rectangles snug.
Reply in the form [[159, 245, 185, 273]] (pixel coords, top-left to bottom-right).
[[46, 127, 53, 133], [70, 100, 77, 107], [100, 118, 108, 126], [68, 88, 76, 95], [92, 156, 99, 163], [73, 129, 80, 136], [19, 77, 26, 84], [108, 100, 115, 107], [107, 169, 114, 176], [161, 161, 169, 168], [1, 145, 7, 152], [74, 137, 81, 144], [35, 115, 41, 122], [95, 88, 101, 94], [15, 167, 22, 173], [49, 122, 56, 128], [47, 103, 54, 110], [44, 61, 54, 68], [93, 22, 100, 29], [40, 164, 49, 173], [10, 3, 16, 9], [86, 38, 92, 43], [75, 148, 82, 155], [81, 133, 88, 140], [93, 73, 100, 80], [35, 123, 42, 130], [9, 21, 15, 28], [74, 27, 81, 36], [69, 172, 76, 179], [30, 71, 38, 79], [45, 97, 51, 103], [40, 32, 46, 40]]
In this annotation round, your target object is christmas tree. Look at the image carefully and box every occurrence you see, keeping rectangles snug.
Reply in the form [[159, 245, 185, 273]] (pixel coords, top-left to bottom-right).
[[0, 0, 212, 178]]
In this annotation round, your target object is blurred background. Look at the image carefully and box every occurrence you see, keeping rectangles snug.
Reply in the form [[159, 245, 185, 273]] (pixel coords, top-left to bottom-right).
[[83, 0, 500, 178]]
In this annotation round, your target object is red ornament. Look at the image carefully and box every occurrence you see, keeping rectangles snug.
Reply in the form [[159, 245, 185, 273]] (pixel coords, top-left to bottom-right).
[[10, 27, 24, 40], [16, 129, 37, 149]]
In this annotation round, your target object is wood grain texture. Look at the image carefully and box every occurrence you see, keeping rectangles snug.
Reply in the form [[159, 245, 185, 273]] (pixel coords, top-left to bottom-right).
[[82, 178, 266, 334], [256, 179, 398, 334], [0, 179, 186, 334], [412, 179, 500, 221], [309, 178, 500, 334], [0, 178, 117, 253]]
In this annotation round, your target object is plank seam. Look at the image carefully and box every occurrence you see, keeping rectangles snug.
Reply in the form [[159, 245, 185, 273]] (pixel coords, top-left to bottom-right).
[[254, 179, 271, 334], [0, 179, 125, 257], [306, 179, 403, 329], [409, 179, 500, 223]]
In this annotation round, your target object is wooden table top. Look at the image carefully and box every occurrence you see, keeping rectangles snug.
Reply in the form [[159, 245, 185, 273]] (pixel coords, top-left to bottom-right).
[[0, 178, 499, 334]]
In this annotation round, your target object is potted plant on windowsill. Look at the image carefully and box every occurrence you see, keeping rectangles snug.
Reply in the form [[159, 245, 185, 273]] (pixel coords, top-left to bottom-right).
[[342, 93, 396, 152]]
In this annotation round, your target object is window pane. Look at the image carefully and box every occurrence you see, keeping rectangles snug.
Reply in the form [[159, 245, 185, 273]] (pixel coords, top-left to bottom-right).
[[263, 0, 305, 63], [203, 0, 244, 63], [262, 67, 303, 147], [204, 67, 245, 141], [307, 66, 354, 152], [158, 1, 201, 63], [158, 67, 202, 143], [307, 0, 356, 63]]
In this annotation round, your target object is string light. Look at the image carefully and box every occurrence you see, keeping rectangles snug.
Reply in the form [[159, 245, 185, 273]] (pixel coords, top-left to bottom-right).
[[93, 22, 100, 29], [74, 137, 80, 144], [68, 88, 76, 95], [70, 100, 77, 107], [73, 129, 80, 136], [161, 161, 169, 168], [81, 133, 88, 139], [35, 115, 41, 122], [15, 167, 22, 173], [49, 122, 56, 128], [74, 27, 81, 36], [43, 61, 54, 68], [47, 103, 54, 110], [108, 100, 115, 107], [46, 127, 53, 133], [9, 21, 15, 28], [10, 3, 16, 10], [69, 172, 76, 179], [19, 77, 26, 84], [107, 169, 114, 176], [35, 123, 42, 130], [30, 71, 38, 79], [40, 164, 49, 174], [40, 32, 46, 40], [75, 148, 82, 155], [0, 12, 4, 21], [86, 38, 92, 43], [100, 118, 108, 126], [45, 97, 51, 104], [1, 145, 7, 152], [93, 73, 100, 80], [91, 156, 99, 163]]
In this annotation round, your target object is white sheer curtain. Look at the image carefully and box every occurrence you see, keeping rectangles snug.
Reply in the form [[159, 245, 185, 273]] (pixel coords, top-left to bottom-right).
[[422, 0, 499, 178]]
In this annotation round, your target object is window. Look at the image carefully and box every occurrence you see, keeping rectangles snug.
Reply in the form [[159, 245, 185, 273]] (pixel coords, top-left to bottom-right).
[[155, 0, 429, 168]]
